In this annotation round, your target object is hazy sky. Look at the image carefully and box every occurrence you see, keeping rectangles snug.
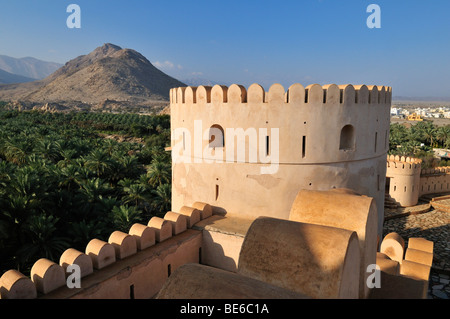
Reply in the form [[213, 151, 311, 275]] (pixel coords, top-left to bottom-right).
[[1, 0, 449, 97]]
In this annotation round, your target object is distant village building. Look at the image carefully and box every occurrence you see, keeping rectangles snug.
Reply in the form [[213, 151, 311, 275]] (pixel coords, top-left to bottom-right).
[[407, 113, 424, 121], [391, 107, 400, 116]]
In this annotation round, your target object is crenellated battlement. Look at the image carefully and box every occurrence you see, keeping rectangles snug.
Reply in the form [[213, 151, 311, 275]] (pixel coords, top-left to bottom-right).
[[170, 83, 392, 106], [421, 167, 450, 176], [171, 82, 392, 166], [386, 155, 422, 172], [0, 204, 210, 299]]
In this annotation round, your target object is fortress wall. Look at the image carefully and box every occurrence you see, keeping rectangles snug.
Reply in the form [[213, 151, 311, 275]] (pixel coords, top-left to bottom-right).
[[172, 157, 387, 222], [386, 154, 450, 205], [0, 205, 212, 299], [171, 83, 392, 237], [386, 156, 422, 207], [171, 83, 391, 164], [419, 168, 450, 196]]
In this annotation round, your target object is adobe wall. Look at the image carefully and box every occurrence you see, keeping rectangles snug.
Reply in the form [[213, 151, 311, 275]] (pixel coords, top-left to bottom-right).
[[386, 155, 450, 206], [386, 155, 422, 207], [0, 207, 209, 299], [170, 83, 392, 237], [419, 167, 450, 197]]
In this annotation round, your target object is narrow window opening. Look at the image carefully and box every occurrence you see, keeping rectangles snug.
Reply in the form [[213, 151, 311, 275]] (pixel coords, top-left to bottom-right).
[[266, 136, 270, 156], [130, 284, 135, 299], [339, 89, 344, 104], [374, 132, 378, 153], [384, 130, 388, 149], [302, 136, 306, 158], [168, 264, 172, 277], [215, 185, 219, 201], [199, 247, 202, 264], [305, 89, 309, 103], [404, 186, 407, 193], [323, 89, 327, 103], [209, 125, 225, 148], [339, 125, 355, 151], [394, 186, 397, 192]]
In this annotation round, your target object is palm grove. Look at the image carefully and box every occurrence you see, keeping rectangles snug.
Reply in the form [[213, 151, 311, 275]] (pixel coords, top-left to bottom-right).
[[389, 120, 450, 168], [0, 106, 172, 275]]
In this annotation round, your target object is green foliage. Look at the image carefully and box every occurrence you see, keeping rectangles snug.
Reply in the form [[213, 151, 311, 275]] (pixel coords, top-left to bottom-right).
[[0, 110, 171, 275], [389, 121, 450, 169]]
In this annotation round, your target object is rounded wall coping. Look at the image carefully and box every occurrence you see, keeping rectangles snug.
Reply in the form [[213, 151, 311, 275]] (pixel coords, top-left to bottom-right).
[[404, 248, 434, 267], [59, 248, 93, 278], [192, 202, 213, 220], [407, 238, 434, 254], [30, 258, 66, 294], [400, 260, 431, 281], [178, 206, 201, 228], [380, 232, 405, 264], [148, 217, 172, 242], [85, 239, 116, 270], [129, 223, 156, 250], [108, 231, 138, 260], [288, 188, 378, 298], [164, 211, 188, 235], [238, 217, 361, 299], [0, 270, 37, 299]]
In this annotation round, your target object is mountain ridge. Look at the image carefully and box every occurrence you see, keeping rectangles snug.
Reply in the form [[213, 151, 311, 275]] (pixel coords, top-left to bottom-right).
[[0, 55, 62, 80], [0, 43, 186, 111], [0, 68, 37, 84]]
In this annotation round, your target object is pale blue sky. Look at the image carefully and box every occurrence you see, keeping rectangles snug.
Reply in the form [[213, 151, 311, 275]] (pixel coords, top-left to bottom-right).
[[1, 0, 449, 97]]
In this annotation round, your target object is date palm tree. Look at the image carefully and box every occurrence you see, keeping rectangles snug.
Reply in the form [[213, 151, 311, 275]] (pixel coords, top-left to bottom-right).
[[122, 183, 151, 210], [16, 215, 71, 270], [146, 160, 171, 187], [436, 126, 450, 148], [111, 205, 143, 233], [83, 149, 112, 177], [151, 183, 171, 217]]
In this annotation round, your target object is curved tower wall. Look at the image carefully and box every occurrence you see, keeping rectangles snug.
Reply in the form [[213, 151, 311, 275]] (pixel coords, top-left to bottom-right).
[[170, 83, 392, 237], [386, 156, 422, 207]]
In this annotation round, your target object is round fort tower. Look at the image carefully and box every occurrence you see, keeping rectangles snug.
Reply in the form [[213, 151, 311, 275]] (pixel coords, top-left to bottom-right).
[[386, 155, 422, 207], [170, 83, 392, 236]]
